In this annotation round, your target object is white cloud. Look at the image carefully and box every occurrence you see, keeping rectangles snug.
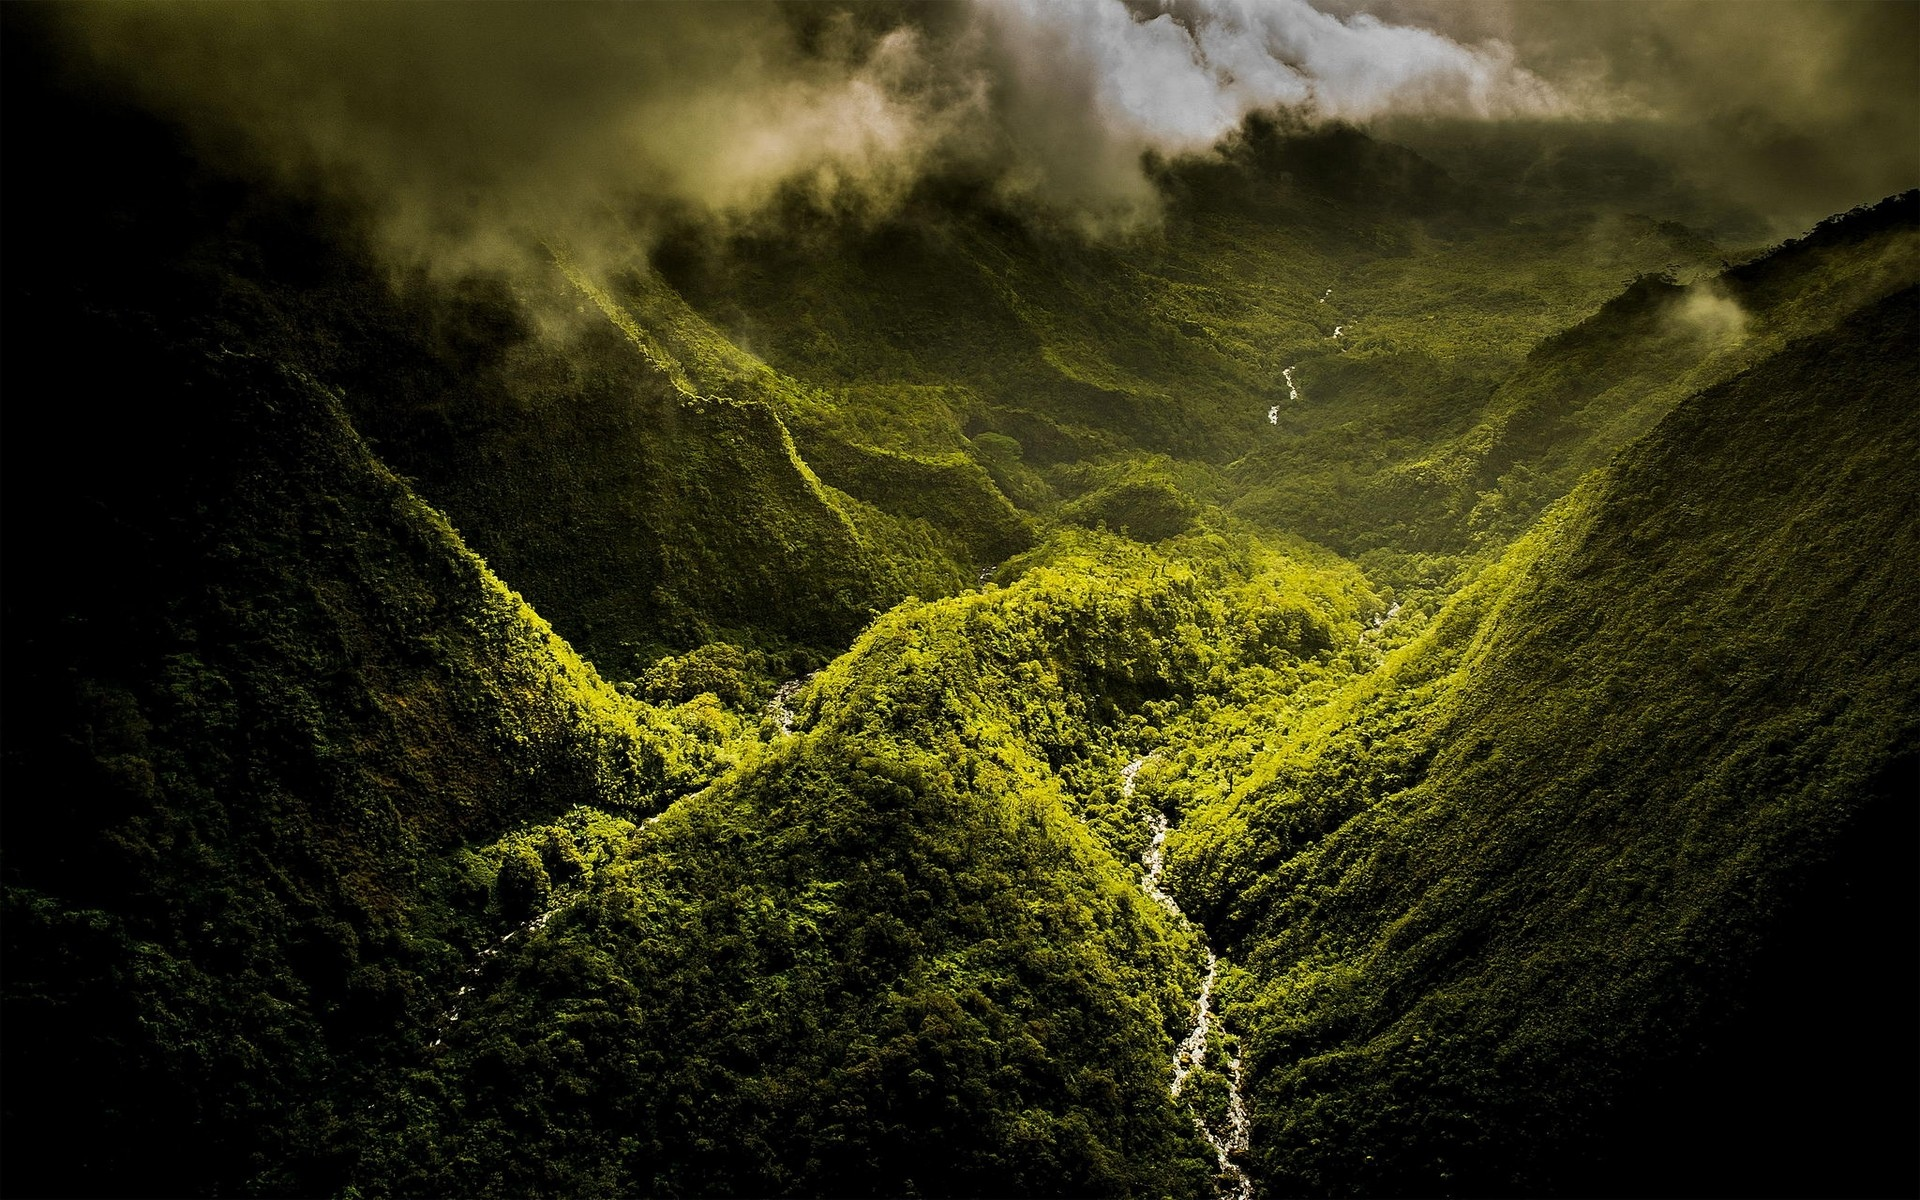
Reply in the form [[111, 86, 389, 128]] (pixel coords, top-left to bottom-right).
[[57, 0, 1574, 256], [966, 0, 1568, 225]]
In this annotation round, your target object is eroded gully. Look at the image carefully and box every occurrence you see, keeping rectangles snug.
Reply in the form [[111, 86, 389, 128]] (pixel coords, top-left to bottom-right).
[[1125, 755, 1255, 1199]]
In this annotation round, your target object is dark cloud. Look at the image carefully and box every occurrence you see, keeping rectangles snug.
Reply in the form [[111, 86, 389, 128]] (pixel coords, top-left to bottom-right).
[[1332, 0, 1920, 230], [41, 0, 1916, 266], [55, 2, 983, 272]]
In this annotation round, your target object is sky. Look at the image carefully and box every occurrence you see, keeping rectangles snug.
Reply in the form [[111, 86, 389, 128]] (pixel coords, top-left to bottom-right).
[[45, 0, 1920, 265]]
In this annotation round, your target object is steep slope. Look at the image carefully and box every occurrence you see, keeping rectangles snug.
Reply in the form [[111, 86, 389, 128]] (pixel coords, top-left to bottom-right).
[[343, 529, 1379, 1197], [0, 309, 725, 1197], [0, 20, 1007, 682], [1170, 286, 1920, 1196], [1230, 190, 1919, 561]]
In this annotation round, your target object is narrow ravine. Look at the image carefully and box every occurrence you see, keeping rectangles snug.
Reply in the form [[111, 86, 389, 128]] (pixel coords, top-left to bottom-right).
[[431, 906, 561, 1047], [1125, 756, 1255, 1199], [766, 673, 817, 736], [1369, 600, 1402, 633]]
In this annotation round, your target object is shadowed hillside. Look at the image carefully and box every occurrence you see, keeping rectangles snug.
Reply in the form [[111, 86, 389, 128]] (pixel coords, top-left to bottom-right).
[[3, 8, 1916, 1198]]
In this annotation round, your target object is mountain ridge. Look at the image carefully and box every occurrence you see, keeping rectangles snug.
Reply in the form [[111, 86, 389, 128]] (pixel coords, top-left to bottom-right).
[[3, 19, 1915, 1196]]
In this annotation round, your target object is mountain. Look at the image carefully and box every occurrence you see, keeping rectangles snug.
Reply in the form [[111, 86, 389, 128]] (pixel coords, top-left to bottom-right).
[[0, 46, 1193, 1198], [0, 268, 721, 1195], [1170, 283, 1920, 1197], [3, 13, 1915, 1198]]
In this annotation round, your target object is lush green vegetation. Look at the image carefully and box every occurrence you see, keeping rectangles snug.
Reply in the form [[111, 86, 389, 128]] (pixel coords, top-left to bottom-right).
[[336, 520, 1389, 1195], [1161, 288, 1920, 1196], [0, 317, 725, 1194], [4, 16, 1915, 1199]]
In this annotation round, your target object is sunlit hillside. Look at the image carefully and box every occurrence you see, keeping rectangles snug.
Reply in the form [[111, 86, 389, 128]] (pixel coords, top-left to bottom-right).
[[4, 4, 1915, 1198]]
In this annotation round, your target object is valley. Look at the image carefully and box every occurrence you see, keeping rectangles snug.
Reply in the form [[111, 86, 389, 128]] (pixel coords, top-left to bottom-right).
[[3, 5, 1917, 1198], [1133, 755, 1254, 1200]]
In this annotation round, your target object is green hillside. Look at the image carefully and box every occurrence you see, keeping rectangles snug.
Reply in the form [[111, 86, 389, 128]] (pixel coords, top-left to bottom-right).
[[1168, 286, 1920, 1196], [0, 294, 724, 1196], [3, 10, 1915, 1199]]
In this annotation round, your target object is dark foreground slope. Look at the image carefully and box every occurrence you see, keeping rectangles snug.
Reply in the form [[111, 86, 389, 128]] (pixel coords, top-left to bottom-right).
[[0, 293, 726, 1195], [0, 42, 725, 1192], [1173, 287, 1920, 1196]]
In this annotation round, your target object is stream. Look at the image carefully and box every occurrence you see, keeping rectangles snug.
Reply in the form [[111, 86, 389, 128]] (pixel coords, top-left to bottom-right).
[[431, 906, 560, 1048], [1125, 756, 1254, 1198], [766, 673, 817, 736], [1272, 366, 1304, 425]]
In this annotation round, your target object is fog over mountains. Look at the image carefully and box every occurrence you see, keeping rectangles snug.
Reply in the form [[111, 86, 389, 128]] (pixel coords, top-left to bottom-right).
[[59, 1, 1917, 251], [4, 3, 1916, 1198]]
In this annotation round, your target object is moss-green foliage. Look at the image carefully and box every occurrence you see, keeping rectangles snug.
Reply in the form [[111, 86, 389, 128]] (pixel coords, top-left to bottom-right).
[[1059, 473, 1202, 544], [974, 527, 1377, 862], [347, 529, 1377, 1196], [632, 641, 766, 709], [8, 25, 1917, 1197], [0, 350, 718, 1195], [1163, 288, 1920, 1196], [1233, 191, 1920, 562], [968, 430, 1058, 510]]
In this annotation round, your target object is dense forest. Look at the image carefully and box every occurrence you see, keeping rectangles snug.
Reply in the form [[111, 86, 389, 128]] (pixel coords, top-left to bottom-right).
[[3, 4, 1915, 1198]]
